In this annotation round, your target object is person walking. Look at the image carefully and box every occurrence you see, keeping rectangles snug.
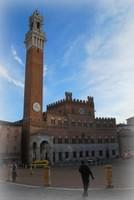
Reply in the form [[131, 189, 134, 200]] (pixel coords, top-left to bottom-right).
[[11, 161, 17, 182], [79, 160, 94, 197]]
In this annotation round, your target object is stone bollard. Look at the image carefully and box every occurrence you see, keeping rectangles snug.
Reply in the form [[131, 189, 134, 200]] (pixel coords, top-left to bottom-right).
[[7, 165, 12, 181], [104, 165, 113, 188], [44, 166, 51, 186], [30, 166, 34, 175]]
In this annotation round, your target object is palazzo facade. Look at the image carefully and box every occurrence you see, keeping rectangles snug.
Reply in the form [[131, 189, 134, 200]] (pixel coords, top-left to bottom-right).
[[29, 92, 118, 165]]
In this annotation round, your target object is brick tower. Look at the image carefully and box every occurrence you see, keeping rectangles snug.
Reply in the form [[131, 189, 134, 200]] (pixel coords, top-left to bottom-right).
[[21, 11, 46, 164]]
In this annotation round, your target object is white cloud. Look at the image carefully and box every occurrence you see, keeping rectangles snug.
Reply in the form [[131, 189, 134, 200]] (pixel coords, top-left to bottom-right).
[[43, 0, 134, 123], [1, 0, 134, 11], [62, 35, 84, 67], [53, 74, 77, 86], [45, 0, 124, 8], [79, 2, 134, 123], [11, 45, 24, 66], [2, 0, 133, 123], [0, 64, 24, 88]]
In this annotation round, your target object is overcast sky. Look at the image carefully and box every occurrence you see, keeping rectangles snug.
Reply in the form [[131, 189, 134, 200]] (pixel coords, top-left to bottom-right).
[[0, 0, 134, 123]]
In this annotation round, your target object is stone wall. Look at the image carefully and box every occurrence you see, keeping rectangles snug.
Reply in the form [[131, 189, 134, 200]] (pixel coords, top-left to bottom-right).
[[0, 121, 21, 164]]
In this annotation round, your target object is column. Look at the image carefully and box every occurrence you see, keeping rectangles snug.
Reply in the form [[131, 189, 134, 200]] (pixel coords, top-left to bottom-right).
[[36, 143, 40, 160]]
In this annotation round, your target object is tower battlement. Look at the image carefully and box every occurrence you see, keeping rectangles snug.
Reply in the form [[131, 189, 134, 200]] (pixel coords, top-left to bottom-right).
[[46, 92, 95, 118], [95, 117, 116, 127], [47, 93, 94, 110], [25, 10, 46, 50]]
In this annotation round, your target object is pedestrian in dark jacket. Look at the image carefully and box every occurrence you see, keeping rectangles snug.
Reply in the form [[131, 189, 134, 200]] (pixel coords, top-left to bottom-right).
[[79, 160, 94, 197], [11, 162, 17, 182]]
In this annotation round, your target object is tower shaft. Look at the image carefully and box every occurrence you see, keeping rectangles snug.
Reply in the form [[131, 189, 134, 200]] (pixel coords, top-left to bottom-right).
[[22, 11, 46, 164]]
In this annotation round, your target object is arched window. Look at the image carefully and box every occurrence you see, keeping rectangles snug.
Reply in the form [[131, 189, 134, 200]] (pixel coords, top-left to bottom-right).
[[78, 121, 82, 127], [64, 137, 69, 144], [58, 119, 62, 126], [71, 120, 76, 127], [78, 138, 82, 144], [98, 138, 102, 143], [72, 137, 77, 144], [58, 137, 62, 144], [51, 117, 55, 125], [64, 119, 68, 127], [53, 137, 56, 144], [40, 141, 48, 160]]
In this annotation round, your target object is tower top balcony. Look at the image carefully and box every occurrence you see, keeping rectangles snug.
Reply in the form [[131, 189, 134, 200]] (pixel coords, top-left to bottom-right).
[[29, 10, 43, 32], [25, 10, 46, 50]]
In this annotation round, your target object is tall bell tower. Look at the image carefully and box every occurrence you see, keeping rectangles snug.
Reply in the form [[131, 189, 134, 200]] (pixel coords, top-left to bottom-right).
[[22, 10, 46, 164]]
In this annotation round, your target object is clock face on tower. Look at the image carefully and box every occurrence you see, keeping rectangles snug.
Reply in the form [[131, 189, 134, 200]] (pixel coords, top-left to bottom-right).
[[33, 102, 41, 112]]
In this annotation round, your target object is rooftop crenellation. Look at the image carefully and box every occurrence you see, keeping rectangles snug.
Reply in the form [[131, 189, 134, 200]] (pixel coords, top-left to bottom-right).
[[47, 94, 94, 110], [95, 117, 116, 123]]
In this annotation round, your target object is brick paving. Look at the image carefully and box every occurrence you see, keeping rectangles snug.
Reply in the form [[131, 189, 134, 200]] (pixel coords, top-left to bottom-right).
[[1, 158, 134, 188]]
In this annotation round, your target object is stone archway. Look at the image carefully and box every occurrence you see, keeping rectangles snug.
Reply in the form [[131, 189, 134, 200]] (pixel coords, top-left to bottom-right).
[[32, 142, 37, 161], [40, 141, 49, 160]]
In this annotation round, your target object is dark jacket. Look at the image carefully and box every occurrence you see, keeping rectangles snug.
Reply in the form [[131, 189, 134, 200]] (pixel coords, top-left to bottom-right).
[[79, 164, 94, 182]]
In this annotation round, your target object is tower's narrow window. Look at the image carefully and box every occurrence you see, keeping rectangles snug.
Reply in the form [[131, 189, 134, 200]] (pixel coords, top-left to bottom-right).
[[37, 22, 40, 29]]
